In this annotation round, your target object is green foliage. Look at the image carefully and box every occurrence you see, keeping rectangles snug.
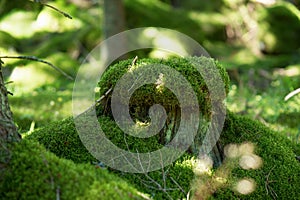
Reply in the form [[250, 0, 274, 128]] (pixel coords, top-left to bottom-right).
[[226, 63, 300, 144], [117, 155, 195, 199], [258, 2, 300, 54], [124, 0, 227, 42], [178, 0, 224, 12], [0, 30, 17, 49], [0, 0, 42, 17], [0, 0, 102, 132], [8, 89, 72, 132], [0, 139, 146, 200], [28, 115, 164, 161], [206, 41, 294, 69]]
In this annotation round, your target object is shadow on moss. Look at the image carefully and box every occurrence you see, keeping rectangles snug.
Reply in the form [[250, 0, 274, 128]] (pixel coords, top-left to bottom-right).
[[0, 139, 148, 200]]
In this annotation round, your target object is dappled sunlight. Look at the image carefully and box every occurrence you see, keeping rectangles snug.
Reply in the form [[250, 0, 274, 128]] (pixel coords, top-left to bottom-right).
[[0, 11, 36, 38], [239, 154, 262, 170], [192, 156, 213, 175], [153, 34, 187, 56], [226, 61, 300, 144], [141, 27, 189, 58], [9, 65, 56, 93], [143, 27, 158, 38], [8, 90, 72, 132], [149, 49, 178, 59], [238, 142, 255, 155], [224, 143, 239, 158], [274, 64, 300, 77], [234, 178, 256, 195], [225, 142, 263, 170], [191, 142, 262, 199]]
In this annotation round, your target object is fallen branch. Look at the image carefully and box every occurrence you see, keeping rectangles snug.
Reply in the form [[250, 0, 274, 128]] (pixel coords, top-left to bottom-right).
[[0, 56, 74, 80], [284, 88, 300, 101]]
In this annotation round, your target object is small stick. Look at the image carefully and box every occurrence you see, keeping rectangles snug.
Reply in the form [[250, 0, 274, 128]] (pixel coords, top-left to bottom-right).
[[131, 56, 138, 66], [284, 88, 300, 101], [32, 0, 72, 19], [96, 87, 113, 103], [44, 4, 72, 19]]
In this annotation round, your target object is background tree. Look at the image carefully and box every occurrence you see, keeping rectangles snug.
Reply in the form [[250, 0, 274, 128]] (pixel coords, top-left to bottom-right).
[[103, 0, 128, 60], [103, 0, 126, 38]]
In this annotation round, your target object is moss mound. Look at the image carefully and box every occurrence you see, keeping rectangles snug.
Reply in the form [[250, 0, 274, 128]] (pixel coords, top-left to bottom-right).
[[28, 116, 164, 162], [0, 139, 147, 200], [212, 112, 300, 199], [26, 57, 299, 199], [28, 116, 195, 199], [27, 117, 96, 164], [27, 112, 300, 199], [96, 56, 229, 160]]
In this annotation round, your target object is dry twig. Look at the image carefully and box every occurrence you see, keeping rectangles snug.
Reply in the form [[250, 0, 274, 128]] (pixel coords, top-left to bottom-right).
[[0, 56, 74, 80], [31, 0, 72, 19]]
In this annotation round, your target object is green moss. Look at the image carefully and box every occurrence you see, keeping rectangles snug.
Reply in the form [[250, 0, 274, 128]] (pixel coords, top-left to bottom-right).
[[112, 154, 195, 199], [0, 140, 147, 200], [27, 112, 300, 199], [27, 117, 96, 164], [98, 56, 230, 120], [28, 116, 195, 199], [213, 112, 300, 199], [26, 56, 299, 199]]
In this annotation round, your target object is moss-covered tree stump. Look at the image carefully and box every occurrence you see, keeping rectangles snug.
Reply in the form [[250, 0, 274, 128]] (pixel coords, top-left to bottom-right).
[[97, 56, 230, 166]]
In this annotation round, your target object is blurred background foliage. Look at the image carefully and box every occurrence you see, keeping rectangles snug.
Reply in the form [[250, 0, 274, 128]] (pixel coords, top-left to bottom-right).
[[0, 0, 299, 147]]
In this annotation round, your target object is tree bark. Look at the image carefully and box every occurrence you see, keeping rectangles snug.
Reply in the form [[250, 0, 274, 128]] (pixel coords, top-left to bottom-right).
[[103, 0, 128, 60], [0, 59, 20, 172], [103, 0, 126, 38], [170, 0, 180, 8]]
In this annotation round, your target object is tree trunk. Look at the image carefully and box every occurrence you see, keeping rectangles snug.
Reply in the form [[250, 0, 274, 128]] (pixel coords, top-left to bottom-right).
[[103, 0, 128, 60], [0, 59, 20, 174], [103, 0, 126, 38], [170, 0, 180, 8]]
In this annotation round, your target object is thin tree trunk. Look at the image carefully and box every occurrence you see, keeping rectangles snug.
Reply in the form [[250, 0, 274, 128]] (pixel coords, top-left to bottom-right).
[[170, 0, 180, 8], [0, 59, 20, 173], [103, 0, 126, 38], [103, 0, 128, 60]]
